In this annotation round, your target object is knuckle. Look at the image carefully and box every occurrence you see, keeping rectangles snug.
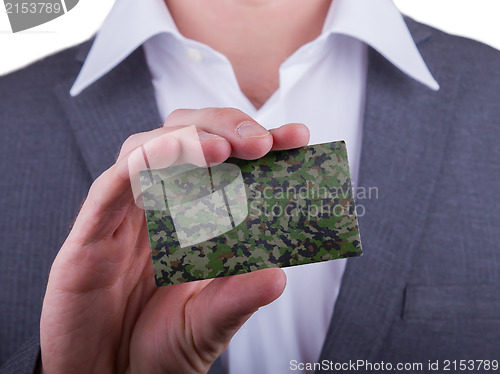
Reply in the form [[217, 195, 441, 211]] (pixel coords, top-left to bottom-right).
[[204, 107, 227, 121], [120, 133, 141, 156], [206, 107, 250, 127], [164, 108, 191, 124], [87, 172, 106, 201]]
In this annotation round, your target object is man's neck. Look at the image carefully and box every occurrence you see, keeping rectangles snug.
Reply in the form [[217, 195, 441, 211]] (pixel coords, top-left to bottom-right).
[[165, 0, 331, 109]]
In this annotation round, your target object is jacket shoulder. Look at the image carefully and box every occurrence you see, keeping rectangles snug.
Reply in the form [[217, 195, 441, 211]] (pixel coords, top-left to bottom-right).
[[406, 17, 500, 83], [407, 18, 500, 138]]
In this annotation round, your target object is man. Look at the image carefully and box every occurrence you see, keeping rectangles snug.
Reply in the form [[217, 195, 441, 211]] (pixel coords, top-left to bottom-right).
[[1, 0, 499, 373]]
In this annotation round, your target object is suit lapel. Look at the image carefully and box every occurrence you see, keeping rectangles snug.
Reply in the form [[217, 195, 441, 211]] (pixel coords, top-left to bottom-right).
[[317, 23, 459, 368], [54, 45, 162, 180]]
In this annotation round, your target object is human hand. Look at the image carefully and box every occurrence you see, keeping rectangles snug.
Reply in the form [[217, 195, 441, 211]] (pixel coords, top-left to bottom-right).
[[40, 108, 309, 374]]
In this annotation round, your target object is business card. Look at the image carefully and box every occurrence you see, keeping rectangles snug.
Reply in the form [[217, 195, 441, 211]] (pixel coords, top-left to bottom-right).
[[140, 141, 362, 286]]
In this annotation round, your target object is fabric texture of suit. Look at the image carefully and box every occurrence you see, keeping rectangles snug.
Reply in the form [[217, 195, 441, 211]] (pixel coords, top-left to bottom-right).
[[1, 19, 499, 374]]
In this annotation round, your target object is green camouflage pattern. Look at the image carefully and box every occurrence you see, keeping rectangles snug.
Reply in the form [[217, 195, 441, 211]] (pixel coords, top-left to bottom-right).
[[140, 141, 362, 286]]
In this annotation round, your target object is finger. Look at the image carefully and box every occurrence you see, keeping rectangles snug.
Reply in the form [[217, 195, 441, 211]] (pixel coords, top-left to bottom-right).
[[164, 108, 273, 160], [70, 126, 234, 243], [118, 127, 231, 165], [69, 134, 181, 243], [195, 131, 231, 165], [188, 268, 287, 362], [270, 123, 310, 150]]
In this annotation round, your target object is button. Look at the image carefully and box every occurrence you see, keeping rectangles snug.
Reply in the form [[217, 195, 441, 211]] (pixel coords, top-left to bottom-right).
[[186, 47, 204, 63]]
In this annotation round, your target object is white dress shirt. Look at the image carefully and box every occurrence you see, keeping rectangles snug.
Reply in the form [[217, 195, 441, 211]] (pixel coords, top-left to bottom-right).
[[71, 0, 438, 373]]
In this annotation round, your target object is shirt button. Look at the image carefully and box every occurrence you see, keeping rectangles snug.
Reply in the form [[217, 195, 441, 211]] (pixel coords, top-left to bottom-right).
[[186, 47, 204, 63]]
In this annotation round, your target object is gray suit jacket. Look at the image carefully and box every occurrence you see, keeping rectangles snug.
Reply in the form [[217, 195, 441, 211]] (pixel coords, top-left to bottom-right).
[[1, 19, 499, 374]]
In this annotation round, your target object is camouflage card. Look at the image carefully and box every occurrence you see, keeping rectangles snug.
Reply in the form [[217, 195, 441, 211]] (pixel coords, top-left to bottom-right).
[[140, 141, 362, 286]]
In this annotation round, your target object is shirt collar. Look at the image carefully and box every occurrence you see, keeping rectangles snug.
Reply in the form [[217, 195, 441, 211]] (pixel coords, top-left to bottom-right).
[[322, 0, 439, 90], [70, 0, 439, 96], [70, 0, 178, 96]]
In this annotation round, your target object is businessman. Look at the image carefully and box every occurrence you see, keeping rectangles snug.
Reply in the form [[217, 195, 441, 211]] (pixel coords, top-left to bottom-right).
[[1, 0, 499, 373]]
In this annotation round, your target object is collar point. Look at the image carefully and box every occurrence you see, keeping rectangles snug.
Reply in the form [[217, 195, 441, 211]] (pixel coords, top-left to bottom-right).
[[428, 79, 440, 92], [69, 84, 82, 97]]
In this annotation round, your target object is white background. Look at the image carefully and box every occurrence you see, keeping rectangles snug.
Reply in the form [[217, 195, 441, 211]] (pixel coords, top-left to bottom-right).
[[0, 0, 499, 76]]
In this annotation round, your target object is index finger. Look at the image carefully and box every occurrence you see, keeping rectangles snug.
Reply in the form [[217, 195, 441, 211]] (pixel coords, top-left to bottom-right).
[[69, 134, 181, 244]]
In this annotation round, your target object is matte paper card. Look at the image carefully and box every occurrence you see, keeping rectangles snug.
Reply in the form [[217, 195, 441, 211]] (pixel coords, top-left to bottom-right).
[[140, 141, 362, 286]]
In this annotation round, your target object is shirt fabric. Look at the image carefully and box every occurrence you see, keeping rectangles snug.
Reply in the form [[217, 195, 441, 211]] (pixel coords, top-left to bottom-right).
[[70, 0, 438, 373]]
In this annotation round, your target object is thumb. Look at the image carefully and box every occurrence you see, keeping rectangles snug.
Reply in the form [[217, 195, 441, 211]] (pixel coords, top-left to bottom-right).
[[189, 268, 287, 362]]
